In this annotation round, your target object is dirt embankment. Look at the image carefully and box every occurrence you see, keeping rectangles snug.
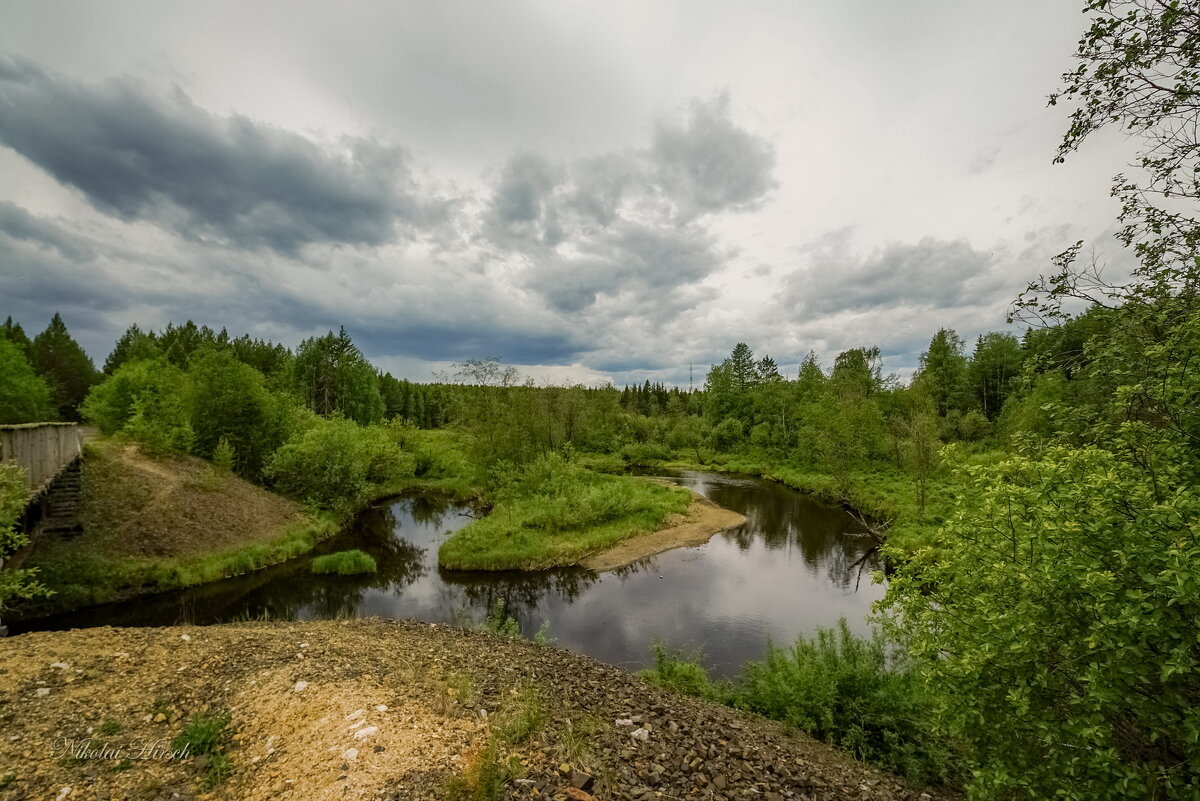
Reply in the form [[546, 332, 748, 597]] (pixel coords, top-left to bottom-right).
[[581, 493, 746, 572], [76, 440, 311, 560], [12, 440, 335, 618], [0, 619, 954, 801]]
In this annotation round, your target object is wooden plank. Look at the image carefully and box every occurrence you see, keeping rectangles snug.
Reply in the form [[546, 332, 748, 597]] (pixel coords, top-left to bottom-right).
[[0, 423, 81, 495]]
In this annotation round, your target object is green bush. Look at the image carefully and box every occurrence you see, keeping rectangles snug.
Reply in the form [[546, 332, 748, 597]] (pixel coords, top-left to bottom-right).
[[439, 453, 689, 570], [83, 358, 194, 453], [881, 445, 1200, 799], [265, 416, 414, 514], [310, 549, 377, 575], [0, 462, 49, 609], [641, 622, 960, 785]]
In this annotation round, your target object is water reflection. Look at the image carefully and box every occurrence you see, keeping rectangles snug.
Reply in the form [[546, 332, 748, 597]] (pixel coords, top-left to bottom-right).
[[19, 471, 885, 678]]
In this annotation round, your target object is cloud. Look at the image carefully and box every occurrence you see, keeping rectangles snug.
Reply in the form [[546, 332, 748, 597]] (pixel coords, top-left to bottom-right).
[[0, 54, 448, 254], [651, 94, 777, 219], [0, 200, 94, 261], [787, 232, 1007, 315], [481, 96, 774, 316]]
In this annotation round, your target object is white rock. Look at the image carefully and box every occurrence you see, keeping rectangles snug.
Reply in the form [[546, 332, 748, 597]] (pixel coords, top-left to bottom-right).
[[55, 788, 71, 801], [35, 688, 51, 697], [630, 727, 650, 741], [345, 709, 364, 721], [374, 704, 388, 712], [180, 634, 191, 641], [352, 726, 379, 740], [615, 718, 634, 726], [50, 662, 70, 670], [342, 747, 358, 762], [292, 681, 309, 693]]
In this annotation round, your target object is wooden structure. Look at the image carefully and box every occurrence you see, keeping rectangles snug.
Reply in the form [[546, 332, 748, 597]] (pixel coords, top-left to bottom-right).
[[0, 423, 82, 497]]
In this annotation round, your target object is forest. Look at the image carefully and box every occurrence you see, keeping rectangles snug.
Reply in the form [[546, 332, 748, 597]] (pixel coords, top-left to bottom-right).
[[2, 1, 1199, 798]]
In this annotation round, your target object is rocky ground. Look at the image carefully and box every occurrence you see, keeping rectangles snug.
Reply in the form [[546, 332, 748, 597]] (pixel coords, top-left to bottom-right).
[[0, 619, 957, 801]]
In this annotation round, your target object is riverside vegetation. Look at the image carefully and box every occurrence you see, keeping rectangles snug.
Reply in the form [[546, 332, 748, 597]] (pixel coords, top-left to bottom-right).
[[2, 2, 1199, 797]]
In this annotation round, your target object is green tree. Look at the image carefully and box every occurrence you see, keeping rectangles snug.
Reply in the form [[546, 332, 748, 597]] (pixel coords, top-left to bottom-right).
[[1051, 0, 1200, 275], [292, 327, 385, 424], [900, 395, 940, 513], [0, 339, 55, 424], [103, 324, 160, 374], [83, 358, 194, 453], [914, 329, 967, 416], [187, 350, 282, 477], [967, 332, 1024, 420], [28, 313, 99, 421], [0, 316, 31, 352]]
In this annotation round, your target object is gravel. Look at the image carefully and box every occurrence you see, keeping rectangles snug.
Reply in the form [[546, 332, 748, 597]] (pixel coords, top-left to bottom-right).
[[0, 619, 958, 800]]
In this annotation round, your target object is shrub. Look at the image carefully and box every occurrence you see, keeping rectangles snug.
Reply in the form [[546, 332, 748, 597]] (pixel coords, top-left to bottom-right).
[[0, 462, 49, 609], [881, 445, 1200, 799], [266, 416, 414, 514], [83, 358, 194, 453], [641, 622, 960, 785], [311, 549, 377, 575]]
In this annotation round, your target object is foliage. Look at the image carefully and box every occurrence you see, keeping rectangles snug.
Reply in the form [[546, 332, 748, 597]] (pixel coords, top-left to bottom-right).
[[0, 338, 55, 423], [641, 622, 960, 784], [172, 711, 233, 788], [438, 452, 689, 570], [211, 437, 235, 474], [83, 358, 195, 452], [0, 462, 50, 609], [28, 313, 99, 421], [881, 446, 1200, 799], [187, 349, 285, 478], [103, 324, 160, 374], [310, 549, 377, 575], [480, 598, 522, 639], [915, 329, 967, 416], [265, 415, 414, 515], [292, 327, 385, 424]]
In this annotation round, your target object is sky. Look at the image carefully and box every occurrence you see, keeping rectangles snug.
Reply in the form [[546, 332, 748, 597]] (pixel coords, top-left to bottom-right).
[[0, 1, 1140, 386]]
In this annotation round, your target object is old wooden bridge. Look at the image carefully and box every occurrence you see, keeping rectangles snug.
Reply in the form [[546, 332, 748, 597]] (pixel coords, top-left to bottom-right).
[[0, 423, 85, 571]]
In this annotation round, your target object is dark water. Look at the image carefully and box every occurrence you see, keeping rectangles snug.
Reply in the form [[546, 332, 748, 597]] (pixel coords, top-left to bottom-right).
[[14, 471, 884, 677]]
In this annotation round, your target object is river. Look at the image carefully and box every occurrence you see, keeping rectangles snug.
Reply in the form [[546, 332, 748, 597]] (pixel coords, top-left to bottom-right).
[[15, 470, 885, 678]]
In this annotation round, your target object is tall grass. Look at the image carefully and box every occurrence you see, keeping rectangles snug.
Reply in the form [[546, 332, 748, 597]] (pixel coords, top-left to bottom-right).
[[641, 620, 962, 785], [21, 513, 339, 612], [310, 549, 377, 575], [438, 453, 689, 570]]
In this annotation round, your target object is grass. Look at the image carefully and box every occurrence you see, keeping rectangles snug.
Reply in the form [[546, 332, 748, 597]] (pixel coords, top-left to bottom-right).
[[649, 445, 1005, 554], [310, 549, 377, 575], [438, 453, 690, 570], [15, 437, 344, 616], [21, 511, 340, 614], [444, 684, 546, 801], [172, 711, 233, 788], [640, 620, 963, 785]]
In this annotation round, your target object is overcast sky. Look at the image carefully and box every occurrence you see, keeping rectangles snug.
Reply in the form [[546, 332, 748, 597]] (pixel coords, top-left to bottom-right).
[[0, 1, 1137, 385]]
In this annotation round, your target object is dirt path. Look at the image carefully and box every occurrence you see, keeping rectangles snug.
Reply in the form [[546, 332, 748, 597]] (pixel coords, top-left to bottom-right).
[[0, 619, 955, 801], [581, 494, 746, 572]]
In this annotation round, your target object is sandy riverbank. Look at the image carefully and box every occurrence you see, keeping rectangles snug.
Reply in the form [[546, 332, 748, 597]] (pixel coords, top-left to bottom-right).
[[580, 493, 746, 572]]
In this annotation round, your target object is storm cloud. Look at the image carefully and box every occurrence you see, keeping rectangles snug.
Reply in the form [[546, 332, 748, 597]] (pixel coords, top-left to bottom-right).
[[0, 55, 446, 254], [0, 1, 1134, 385], [787, 233, 1009, 315]]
